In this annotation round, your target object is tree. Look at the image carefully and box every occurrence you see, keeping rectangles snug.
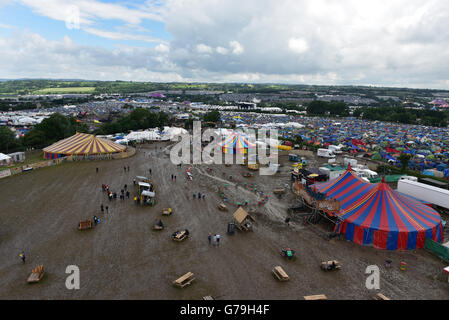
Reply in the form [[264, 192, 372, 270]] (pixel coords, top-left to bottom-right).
[[398, 154, 411, 172], [203, 110, 220, 123], [0, 126, 21, 153]]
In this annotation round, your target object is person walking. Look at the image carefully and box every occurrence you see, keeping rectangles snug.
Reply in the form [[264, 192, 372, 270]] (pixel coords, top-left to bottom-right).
[[171, 174, 174, 180], [216, 234, 221, 246], [124, 166, 126, 172], [19, 251, 26, 264], [198, 192, 201, 200], [212, 235, 217, 247], [202, 194, 205, 200], [126, 191, 130, 199], [193, 193, 196, 200], [124, 184, 127, 190], [101, 204, 104, 213], [105, 206, 109, 214], [149, 168, 152, 175], [208, 233, 212, 245], [96, 167, 99, 173], [127, 165, 130, 172], [174, 175, 176, 181]]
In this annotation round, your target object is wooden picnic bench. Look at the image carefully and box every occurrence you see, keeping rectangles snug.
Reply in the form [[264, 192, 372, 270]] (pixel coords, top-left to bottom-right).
[[304, 294, 327, 300], [173, 272, 195, 288], [78, 220, 92, 230], [153, 220, 164, 230], [27, 265, 44, 283], [273, 188, 286, 195], [272, 266, 289, 281], [320, 260, 341, 271], [375, 293, 390, 300], [218, 203, 228, 211], [173, 230, 188, 242]]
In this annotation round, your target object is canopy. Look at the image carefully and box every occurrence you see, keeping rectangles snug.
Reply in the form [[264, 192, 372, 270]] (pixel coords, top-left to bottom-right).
[[233, 207, 251, 224], [43, 132, 125, 159], [337, 180, 443, 250]]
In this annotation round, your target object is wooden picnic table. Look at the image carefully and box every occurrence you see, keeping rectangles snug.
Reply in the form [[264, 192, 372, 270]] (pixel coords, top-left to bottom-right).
[[272, 266, 289, 281], [27, 265, 44, 283], [173, 272, 195, 288]]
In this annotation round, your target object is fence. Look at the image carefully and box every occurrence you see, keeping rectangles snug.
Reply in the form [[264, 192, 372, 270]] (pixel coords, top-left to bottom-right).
[[0, 147, 136, 180], [425, 238, 449, 262], [0, 157, 68, 180]]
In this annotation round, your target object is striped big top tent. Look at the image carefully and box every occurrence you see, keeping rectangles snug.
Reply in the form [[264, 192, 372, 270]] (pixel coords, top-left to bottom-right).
[[43, 132, 126, 159], [311, 166, 376, 213], [218, 133, 256, 154], [311, 166, 443, 250]]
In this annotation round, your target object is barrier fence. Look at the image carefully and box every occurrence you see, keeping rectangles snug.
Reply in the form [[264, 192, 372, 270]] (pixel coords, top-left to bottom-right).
[[0, 147, 136, 180], [425, 238, 449, 262]]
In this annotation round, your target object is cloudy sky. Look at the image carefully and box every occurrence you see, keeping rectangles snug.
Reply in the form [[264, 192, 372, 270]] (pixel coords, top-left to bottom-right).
[[1, 0, 449, 88]]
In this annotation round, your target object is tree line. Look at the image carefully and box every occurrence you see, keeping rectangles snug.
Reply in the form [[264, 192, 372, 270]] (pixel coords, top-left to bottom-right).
[[0, 113, 89, 153]]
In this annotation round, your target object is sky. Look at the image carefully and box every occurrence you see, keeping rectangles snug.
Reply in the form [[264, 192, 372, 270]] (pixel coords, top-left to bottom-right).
[[1, 0, 449, 89]]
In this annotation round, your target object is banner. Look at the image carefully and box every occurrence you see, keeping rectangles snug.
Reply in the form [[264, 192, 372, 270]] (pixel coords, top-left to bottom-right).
[[0, 169, 11, 179]]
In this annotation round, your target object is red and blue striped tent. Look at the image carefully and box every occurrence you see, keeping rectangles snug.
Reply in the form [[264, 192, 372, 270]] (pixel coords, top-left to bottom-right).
[[311, 167, 376, 215], [337, 180, 443, 250]]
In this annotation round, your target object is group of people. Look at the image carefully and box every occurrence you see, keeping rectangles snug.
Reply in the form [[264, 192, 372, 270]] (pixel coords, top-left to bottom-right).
[[208, 233, 221, 247], [193, 192, 206, 200], [123, 165, 130, 172]]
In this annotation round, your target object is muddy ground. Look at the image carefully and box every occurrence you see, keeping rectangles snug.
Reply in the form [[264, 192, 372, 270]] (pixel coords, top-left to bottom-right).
[[0, 142, 448, 300]]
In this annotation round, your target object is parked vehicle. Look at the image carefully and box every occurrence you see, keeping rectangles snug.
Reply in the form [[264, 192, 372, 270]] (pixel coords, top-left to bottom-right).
[[317, 149, 335, 158], [397, 179, 449, 212]]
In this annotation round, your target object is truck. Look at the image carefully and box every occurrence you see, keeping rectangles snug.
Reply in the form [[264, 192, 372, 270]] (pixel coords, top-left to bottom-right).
[[317, 149, 335, 159], [397, 179, 449, 212], [328, 145, 343, 154]]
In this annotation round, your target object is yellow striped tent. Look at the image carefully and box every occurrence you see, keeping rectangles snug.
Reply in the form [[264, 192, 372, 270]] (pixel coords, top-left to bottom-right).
[[43, 132, 126, 159]]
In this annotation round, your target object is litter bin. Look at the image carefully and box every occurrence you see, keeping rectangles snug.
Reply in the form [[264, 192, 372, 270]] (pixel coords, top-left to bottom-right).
[[227, 222, 235, 235]]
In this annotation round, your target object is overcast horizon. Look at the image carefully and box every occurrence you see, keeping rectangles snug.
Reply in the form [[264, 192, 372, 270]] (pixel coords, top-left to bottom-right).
[[1, 0, 449, 90]]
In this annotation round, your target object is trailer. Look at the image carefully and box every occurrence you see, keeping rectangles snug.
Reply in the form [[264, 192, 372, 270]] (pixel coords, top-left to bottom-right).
[[397, 179, 449, 212]]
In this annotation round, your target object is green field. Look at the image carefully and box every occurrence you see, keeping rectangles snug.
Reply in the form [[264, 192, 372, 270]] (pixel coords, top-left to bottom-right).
[[32, 87, 96, 94]]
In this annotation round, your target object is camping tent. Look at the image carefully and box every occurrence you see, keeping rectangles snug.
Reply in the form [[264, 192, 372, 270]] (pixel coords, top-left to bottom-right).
[[43, 132, 126, 159], [0, 153, 12, 166], [336, 180, 443, 250]]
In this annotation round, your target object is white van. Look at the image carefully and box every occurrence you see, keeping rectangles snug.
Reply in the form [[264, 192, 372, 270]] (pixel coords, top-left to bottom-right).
[[317, 149, 335, 158]]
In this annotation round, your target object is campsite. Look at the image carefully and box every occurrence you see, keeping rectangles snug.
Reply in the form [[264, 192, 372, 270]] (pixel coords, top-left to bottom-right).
[[0, 141, 449, 300]]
